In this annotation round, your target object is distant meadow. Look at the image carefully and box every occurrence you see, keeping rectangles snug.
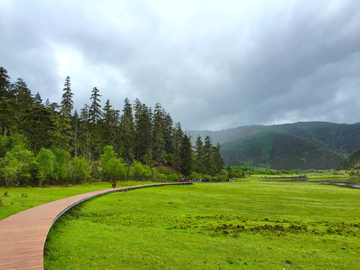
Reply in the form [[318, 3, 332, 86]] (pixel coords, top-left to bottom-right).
[[41, 180, 360, 269]]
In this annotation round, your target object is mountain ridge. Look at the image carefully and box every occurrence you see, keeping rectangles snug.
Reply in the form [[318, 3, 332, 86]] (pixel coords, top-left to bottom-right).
[[189, 121, 360, 169]]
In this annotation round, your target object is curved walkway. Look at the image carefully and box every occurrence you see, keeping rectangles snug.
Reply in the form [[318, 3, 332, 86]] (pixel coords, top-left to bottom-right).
[[0, 182, 192, 269]]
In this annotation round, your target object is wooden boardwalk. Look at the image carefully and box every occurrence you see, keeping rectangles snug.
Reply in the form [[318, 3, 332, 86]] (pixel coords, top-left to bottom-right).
[[0, 182, 191, 269]]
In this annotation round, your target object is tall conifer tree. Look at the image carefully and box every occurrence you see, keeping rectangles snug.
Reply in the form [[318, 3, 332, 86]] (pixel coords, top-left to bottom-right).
[[101, 99, 119, 147], [133, 99, 152, 161], [163, 112, 173, 154], [0, 67, 11, 100], [89, 87, 103, 124], [119, 98, 135, 166], [179, 133, 193, 176], [59, 76, 74, 148], [172, 122, 184, 172], [80, 104, 91, 160], [152, 103, 166, 165], [195, 135, 205, 174]]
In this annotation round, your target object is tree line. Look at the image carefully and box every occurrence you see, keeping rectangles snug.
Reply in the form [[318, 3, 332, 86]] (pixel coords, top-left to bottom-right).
[[0, 67, 224, 186]]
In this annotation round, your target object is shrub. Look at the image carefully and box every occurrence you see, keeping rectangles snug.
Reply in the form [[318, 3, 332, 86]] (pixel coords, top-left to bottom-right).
[[166, 173, 180, 181]]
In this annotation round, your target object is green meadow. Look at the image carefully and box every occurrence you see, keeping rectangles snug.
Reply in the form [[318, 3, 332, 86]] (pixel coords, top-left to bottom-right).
[[0, 181, 153, 220], [42, 180, 360, 269]]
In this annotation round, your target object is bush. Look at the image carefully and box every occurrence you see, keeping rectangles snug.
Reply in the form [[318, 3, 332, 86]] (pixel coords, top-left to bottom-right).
[[160, 168, 170, 176], [156, 173, 167, 182], [166, 173, 180, 181], [129, 161, 152, 181], [68, 156, 91, 184], [189, 171, 199, 180]]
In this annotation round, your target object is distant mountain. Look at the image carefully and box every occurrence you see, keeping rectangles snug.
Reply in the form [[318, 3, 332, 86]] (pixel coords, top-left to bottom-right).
[[189, 121, 360, 170]]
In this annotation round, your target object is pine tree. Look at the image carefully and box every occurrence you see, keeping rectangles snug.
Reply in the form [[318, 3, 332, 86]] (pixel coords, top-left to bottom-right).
[[13, 78, 34, 114], [72, 110, 80, 157], [212, 143, 225, 175], [59, 76, 74, 149], [195, 135, 205, 174], [79, 104, 91, 160], [61, 76, 74, 115], [203, 135, 213, 175], [133, 99, 152, 161], [0, 100, 15, 137], [0, 67, 11, 100], [179, 133, 193, 176], [0, 69, 16, 137], [172, 122, 184, 172], [101, 99, 119, 147], [152, 103, 166, 165], [89, 87, 103, 124], [20, 106, 56, 152], [119, 98, 135, 165], [34, 92, 43, 106], [163, 112, 173, 154]]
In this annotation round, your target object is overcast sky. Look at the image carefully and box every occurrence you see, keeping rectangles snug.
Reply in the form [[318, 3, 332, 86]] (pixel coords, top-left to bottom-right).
[[1, 0, 359, 131]]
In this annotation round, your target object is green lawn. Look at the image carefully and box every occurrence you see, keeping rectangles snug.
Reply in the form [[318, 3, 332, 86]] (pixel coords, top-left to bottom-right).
[[44, 181, 360, 269], [0, 181, 154, 220]]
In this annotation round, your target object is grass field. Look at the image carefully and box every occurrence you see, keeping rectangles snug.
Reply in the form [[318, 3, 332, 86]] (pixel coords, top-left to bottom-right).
[[0, 181, 154, 220], [43, 180, 360, 269]]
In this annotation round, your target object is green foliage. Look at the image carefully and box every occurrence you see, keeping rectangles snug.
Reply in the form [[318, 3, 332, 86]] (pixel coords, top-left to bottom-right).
[[179, 134, 193, 176], [165, 153, 173, 165], [219, 169, 228, 177], [119, 98, 135, 164], [152, 103, 166, 165], [36, 148, 56, 186], [20, 106, 56, 152], [68, 156, 91, 184], [166, 173, 180, 181], [89, 87, 103, 124], [189, 171, 200, 180], [0, 67, 223, 185], [100, 145, 127, 181], [2, 143, 34, 186], [129, 161, 152, 181], [51, 147, 71, 183]]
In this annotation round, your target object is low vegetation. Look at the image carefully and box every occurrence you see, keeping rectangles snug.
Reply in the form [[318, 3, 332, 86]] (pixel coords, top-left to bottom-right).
[[43, 180, 360, 269]]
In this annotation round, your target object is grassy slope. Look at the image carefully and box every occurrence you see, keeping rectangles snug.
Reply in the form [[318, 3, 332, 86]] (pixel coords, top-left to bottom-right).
[[44, 181, 360, 270]]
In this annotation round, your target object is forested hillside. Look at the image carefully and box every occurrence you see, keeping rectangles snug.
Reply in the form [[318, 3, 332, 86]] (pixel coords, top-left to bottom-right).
[[190, 121, 359, 170], [190, 122, 360, 157], [220, 130, 345, 170], [0, 67, 224, 186]]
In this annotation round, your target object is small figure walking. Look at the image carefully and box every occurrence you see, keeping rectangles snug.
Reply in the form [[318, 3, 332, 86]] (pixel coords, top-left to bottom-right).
[[112, 181, 116, 189]]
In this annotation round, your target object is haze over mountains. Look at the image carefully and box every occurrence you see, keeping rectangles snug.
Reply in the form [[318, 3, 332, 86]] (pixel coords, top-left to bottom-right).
[[189, 122, 360, 170]]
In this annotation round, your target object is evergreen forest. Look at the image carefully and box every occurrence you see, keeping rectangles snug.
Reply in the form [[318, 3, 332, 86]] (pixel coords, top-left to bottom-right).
[[0, 67, 224, 187]]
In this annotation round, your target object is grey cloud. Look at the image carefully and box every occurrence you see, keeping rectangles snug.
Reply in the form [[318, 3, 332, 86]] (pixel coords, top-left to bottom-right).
[[1, 0, 359, 130]]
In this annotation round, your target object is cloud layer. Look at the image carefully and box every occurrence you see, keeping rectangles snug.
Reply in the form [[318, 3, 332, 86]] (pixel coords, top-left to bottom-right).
[[1, 0, 359, 130]]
